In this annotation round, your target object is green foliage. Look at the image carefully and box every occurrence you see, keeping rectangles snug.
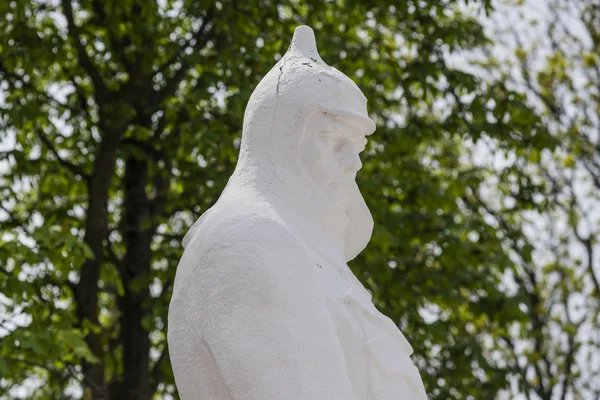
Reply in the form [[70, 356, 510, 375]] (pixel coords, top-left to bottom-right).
[[462, 1, 600, 398], [0, 0, 584, 399]]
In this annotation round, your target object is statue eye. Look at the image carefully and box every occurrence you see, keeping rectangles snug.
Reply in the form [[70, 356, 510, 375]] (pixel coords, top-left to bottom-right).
[[319, 131, 343, 147], [320, 130, 339, 140]]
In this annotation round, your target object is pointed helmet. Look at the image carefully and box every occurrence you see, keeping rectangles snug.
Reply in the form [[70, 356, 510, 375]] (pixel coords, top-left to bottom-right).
[[187, 26, 376, 261]]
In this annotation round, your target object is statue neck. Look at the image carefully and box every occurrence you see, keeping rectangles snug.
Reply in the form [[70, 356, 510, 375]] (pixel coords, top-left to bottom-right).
[[224, 164, 350, 264]]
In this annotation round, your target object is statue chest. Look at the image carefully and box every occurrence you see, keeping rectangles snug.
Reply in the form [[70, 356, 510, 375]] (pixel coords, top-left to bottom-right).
[[308, 253, 428, 400]]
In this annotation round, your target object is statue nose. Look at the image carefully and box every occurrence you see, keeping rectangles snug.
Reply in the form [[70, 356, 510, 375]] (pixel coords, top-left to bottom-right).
[[340, 146, 362, 173]]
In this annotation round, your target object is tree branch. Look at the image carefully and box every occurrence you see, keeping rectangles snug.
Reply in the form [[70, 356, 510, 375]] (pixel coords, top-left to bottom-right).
[[462, 189, 553, 398], [89, 0, 130, 71], [0, 203, 29, 234], [499, 336, 533, 400], [149, 7, 216, 112], [0, 60, 78, 114], [557, 288, 581, 400], [5, 357, 69, 382], [35, 128, 90, 181], [4, 356, 100, 393], [105, 233, 129, 293], [156, 6, 216, 76], [61, 0, 110, 103], [150, 346, 169, 394], [60, 64, 95, 122]]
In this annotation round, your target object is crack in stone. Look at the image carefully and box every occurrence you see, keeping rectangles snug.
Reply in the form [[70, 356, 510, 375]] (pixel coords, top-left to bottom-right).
[[276, 62, 284, 97], [265, 57, 287, 188]]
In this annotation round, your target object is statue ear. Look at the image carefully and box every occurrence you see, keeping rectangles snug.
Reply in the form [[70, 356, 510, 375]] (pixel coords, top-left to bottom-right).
[[343, 183, 374, 262]]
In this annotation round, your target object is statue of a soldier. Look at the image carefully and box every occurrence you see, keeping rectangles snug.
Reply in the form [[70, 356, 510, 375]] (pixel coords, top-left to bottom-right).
[[168, 25, 428, 400]]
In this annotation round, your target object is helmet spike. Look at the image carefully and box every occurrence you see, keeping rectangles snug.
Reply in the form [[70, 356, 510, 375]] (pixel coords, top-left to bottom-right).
[[288, 25, 324, 63]]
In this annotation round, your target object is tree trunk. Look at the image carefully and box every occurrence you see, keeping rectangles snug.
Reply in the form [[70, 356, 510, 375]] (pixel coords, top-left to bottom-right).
[[119, 156, 153, 399], [76, 132, 121, 399]]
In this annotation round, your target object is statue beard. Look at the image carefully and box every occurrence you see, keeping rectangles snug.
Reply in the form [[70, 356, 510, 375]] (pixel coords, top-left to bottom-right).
[[342, 182, 373, 262], [303, 172, 373, 262]]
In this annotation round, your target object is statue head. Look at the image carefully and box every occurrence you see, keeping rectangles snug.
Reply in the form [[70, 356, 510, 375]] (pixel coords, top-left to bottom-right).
[[227, 25, 376, 261]]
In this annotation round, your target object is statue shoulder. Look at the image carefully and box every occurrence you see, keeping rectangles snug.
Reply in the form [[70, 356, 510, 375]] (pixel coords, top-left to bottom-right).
[[173, 209, 315, 307], [196, 209, 299, 249], [182, 205, 308, 269]]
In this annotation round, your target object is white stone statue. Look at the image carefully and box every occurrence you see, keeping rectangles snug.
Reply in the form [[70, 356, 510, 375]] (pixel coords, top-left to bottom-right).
[[168, 25, 428, 400]]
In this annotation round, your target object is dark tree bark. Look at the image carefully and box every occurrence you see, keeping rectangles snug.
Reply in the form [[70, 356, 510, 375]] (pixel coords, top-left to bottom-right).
[[117, 156, 153, 399], [75, 129, 122, 399]]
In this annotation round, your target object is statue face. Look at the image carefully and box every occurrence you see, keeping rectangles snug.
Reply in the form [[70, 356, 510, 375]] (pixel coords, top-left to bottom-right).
[[299, 113, 368, 205]]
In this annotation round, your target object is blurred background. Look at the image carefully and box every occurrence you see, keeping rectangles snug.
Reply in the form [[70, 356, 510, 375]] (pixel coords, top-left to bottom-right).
[[0, 0, 598, 399]]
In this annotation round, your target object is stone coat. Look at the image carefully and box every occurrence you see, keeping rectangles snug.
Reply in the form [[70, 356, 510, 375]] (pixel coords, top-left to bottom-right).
[[168, 204, 427, 399]]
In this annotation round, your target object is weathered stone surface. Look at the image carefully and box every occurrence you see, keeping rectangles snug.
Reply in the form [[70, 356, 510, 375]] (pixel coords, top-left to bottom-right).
[[168, 25, 427, 400]]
